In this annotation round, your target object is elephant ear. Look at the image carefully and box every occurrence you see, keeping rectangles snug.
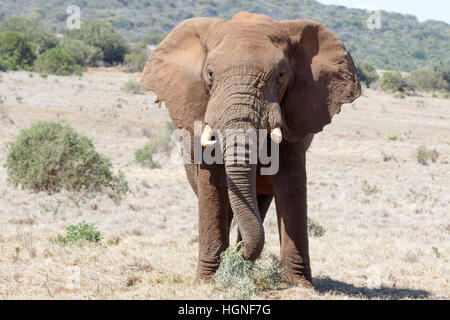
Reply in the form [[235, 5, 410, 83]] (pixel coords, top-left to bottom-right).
[[279, 20, 360, 140], [141, 18, 224, 131]]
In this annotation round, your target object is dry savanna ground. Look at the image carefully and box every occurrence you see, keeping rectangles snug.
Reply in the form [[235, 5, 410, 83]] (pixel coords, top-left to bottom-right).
[[0, 70, 448, 300]]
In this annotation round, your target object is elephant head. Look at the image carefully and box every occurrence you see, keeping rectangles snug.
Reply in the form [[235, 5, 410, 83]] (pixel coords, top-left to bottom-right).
[[141, 12, 360, 261]]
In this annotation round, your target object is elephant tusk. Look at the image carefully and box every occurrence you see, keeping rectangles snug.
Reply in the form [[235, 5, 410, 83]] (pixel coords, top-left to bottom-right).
[[270, 127, 282, 144], [201, 125, 217, 147]]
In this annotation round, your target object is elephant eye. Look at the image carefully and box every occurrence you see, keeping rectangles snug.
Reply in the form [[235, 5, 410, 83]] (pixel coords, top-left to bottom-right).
[[206, 67, 215, 83], [278, 70, 286, 82]]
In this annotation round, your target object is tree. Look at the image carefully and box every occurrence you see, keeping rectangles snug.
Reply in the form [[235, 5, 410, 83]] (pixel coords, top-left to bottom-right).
[[61, 39, 103, 67], [356, 61, 379, 87], [0, 17, 58, 54], [33, 47, 82, 76], [380, 71, 414, 93], [66, 20, 128, 64], [408, 68, 449, 91], [0, 31, 36, 71], [140, 33, 167, 46]]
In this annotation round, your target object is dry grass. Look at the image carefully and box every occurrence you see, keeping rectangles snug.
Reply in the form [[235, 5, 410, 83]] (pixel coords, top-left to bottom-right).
[[0, 71, 448, 299]]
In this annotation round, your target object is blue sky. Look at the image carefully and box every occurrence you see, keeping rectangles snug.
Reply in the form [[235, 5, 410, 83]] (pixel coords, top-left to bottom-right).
[[316, 0, 450, 24]]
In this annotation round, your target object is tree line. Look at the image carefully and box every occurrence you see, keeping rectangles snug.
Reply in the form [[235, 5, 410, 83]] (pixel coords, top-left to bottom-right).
[[0, 17, 149, 75]]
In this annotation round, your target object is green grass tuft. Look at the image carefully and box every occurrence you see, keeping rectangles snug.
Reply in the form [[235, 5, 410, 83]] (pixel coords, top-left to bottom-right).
[[57, 221, 102, 246], [121, 79, 143, 94], [135, 121, 176, 168], [416, 145, 439, 165], [135, 144, 159, 168], [307, 217, 326, 237], [362, 180, 379, 196]]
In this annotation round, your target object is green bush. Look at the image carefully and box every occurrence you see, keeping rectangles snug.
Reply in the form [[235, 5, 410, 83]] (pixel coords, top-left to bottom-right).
[[408, 68, 450, 92], [0, 17, 58, 54], [140, 33, 167, 46], [4, 121, 129, 202], [57, 221, 102, 246], [380, 71, 414, 93], [135, 144, 159, 168], [362, 181, 379, 196], [214, 245, 283, 299], [0, 31, 36, 71], [416, 145, 439, 165], [121, 78, 143, 94], [33, 47, 83, 76], [356, 61, 379, 87], [124, 53, 147, 72], [307, 217, 326, 237], [66, 20, 128, 64], [61, 39, 103, 67], [135, 122, 176, 168]]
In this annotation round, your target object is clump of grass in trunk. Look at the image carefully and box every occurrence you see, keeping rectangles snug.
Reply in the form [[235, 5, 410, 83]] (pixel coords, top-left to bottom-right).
[[214, 244, 284, 300], [4, 121, 128, 202], [57, 221, 102, 246]]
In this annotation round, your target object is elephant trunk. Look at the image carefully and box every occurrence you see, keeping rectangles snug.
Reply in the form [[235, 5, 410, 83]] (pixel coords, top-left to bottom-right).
[[223, 130, 264, 261]]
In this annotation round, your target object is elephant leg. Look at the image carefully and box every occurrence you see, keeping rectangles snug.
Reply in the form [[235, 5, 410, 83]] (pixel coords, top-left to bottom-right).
[[273, 141, 312, 287], [195, 163, 232, 283], [236, 194, 273, 243], [184, 163, 198, 196]]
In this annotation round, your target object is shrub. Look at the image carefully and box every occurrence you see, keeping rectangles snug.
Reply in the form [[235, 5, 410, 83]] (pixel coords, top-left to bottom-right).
[[140, 33, 167, 46], [416, 145, 439, 165], [388, 135, 398, 141], [124, 53, 147, 72], [108, 17, 135, 30], [214, 245, 283, 299], [380, 71, 414, 93], [4, 121, 129, 201], [0, 17, 58, 54], [135, 144, 159, 168], [356, 61, 379, 87], [61, 39, 103, 67], [0, 31, 36, 71], [57, 221, 102, 246], [33, 47, 83, 76], [121, 79, 143, 94], [394, 92, 406, 99], [408, 68, 450, 91], [66, 20, 128, 64], [307, 217, 326, 237], [362, 181, 379, 196], [135, 122, 175, 168]]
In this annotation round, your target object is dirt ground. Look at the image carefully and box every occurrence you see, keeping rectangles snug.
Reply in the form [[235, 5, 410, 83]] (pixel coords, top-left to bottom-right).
[[0, 70, 448, 300]]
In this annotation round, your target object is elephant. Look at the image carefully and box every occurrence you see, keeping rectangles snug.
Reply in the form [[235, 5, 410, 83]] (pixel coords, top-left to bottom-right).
[[141, 11, 360, 287]]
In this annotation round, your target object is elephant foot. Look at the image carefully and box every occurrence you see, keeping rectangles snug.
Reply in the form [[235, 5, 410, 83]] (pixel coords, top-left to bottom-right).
[[194, 273, 216, 285], [284, 271, 313, 288]]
